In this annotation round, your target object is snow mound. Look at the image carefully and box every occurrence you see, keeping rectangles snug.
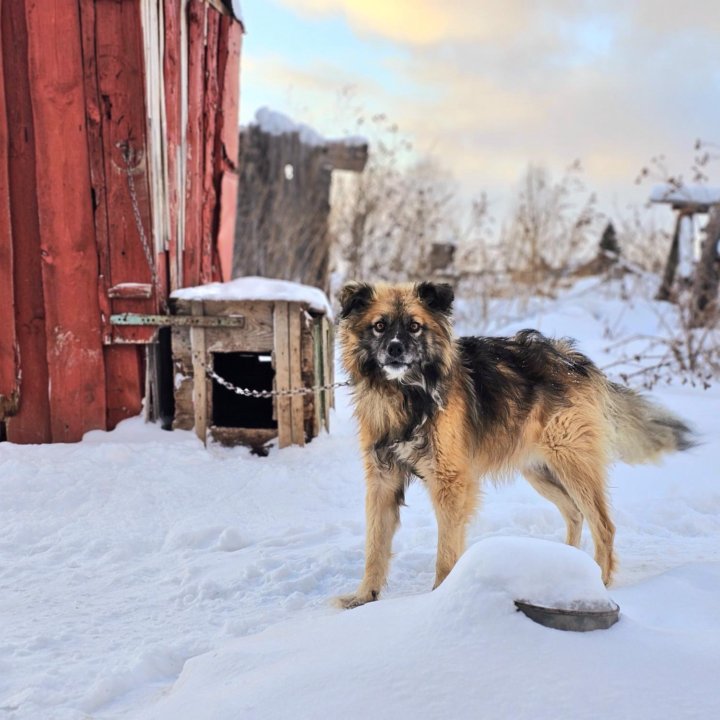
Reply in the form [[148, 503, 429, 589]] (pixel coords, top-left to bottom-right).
[[170, 276, 332, 316], [438, 537, 613, 612], [135, 538, 616, 720]]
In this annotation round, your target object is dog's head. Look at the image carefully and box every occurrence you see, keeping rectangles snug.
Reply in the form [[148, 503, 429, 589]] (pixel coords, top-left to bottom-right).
[[337, 281, 455, 384]]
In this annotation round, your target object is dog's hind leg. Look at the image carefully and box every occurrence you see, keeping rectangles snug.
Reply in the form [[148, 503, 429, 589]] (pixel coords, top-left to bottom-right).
[[540, 431, 616, 585], [428, 467, 478, 589], [336, 463, 406, 609], [523, 464, 583, 547], [548, 448, 615, 585]]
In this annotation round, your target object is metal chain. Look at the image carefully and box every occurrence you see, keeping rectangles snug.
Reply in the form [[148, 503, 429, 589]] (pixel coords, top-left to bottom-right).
[[117, 141, 159, 292], [206, 366, 351, 398]]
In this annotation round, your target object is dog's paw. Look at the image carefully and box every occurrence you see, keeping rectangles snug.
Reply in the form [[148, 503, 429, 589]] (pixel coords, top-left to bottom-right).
[[334, 589, 379, 610]]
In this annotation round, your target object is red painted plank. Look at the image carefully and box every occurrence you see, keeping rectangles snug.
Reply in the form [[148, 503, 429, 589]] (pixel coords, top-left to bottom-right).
[[104, 345, 144, 429], [24, 0, 107, 442], [1, 0, 51, 443], [183, 0, 207, 288], [217, 171, 238, 282], [94, 0, 157, 344], [201, 9, 221, 284], [0, 9, 19, 418], [215, 17, 242, 281], [79, 0, 113, 345], [218, 17, 241, 177], [164, 0, 182, 292]]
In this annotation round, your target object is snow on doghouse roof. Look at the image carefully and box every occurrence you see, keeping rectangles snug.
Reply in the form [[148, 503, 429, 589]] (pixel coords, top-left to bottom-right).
[[251, 107, 367, 148], [171, 276, 332, 316], [650, 183, 720, 206]]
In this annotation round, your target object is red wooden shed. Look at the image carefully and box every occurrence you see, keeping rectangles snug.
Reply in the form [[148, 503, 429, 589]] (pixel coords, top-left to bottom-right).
[[0, 0, 244, 443]]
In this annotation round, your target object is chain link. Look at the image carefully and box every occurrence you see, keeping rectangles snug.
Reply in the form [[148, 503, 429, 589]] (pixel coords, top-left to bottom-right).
[[206, 366, 351, 398]]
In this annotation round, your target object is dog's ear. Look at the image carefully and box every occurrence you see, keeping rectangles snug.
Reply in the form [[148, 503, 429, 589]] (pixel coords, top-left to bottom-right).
[[416, 282, 454, 315], [338, 282, 374, 319]]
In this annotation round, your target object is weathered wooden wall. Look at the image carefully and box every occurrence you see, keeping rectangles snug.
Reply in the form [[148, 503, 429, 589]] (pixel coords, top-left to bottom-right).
[[233, 125, 367, 293], [0, 0, 243, 444]]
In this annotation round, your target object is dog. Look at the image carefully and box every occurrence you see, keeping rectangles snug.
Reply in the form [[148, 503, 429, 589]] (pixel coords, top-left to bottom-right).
[[335, 280, 693, 609]]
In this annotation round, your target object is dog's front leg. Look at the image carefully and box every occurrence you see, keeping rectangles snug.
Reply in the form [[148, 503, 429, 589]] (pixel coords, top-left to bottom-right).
[[428, 467, 476, 589], [336, 459, 404, 609]]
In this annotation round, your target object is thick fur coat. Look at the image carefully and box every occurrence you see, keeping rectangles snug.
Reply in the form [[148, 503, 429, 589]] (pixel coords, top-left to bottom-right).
[[336, 281, 693, 608]]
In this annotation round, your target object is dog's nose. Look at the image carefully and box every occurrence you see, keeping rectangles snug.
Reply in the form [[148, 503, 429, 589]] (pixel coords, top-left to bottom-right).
[[387, 339, 404, 358]]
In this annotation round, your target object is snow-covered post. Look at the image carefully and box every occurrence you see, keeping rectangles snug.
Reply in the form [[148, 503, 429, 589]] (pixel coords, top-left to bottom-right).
[[651, 184, 720, 302], [690, 207, 720, 327]]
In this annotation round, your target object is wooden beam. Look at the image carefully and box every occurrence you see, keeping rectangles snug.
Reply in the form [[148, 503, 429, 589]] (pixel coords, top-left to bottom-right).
[[108, 283, 154, 300], [324, 141, 369, 173], [190, 301, 208, 444], [273, 302, 292, 448]]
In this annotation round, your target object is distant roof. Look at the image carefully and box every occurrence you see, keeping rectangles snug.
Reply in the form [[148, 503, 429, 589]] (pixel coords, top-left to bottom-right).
[[251, 107, 368, 149], [650, 183, 720, 207], [218, 1, 243, 24]]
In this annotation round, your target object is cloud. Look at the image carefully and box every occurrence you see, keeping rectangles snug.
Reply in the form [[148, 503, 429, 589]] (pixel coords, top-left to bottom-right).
[[249, 1, 719, 213], [279, 0, 720, 45], [276, 0, 536, 44]]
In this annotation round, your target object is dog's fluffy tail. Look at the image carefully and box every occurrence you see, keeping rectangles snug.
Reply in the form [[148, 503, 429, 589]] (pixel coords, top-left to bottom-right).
[[605, 382, 695, 464]]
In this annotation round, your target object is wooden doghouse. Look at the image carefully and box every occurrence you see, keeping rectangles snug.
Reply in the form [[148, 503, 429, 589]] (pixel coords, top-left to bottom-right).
[[169, 278, 334, 449]]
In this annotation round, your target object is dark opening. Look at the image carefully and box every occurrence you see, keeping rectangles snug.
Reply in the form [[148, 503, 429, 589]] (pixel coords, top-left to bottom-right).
[[156, 327, 175, 431], [211, 352, 276, 429], [0, 421, 6, 443]]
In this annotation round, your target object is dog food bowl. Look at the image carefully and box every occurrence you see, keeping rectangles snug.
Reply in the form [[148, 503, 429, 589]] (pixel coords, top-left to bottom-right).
[[515, 599, 620, 631]]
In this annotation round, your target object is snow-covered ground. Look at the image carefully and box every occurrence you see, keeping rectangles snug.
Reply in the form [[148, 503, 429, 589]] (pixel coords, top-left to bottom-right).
[[2, 278, 719, 719]]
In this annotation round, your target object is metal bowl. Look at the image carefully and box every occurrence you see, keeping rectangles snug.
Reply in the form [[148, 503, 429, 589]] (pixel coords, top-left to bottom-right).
[[515, 600, 620, 632]]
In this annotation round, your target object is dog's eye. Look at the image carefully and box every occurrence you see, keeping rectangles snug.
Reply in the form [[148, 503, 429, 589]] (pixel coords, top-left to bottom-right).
[[408, 321, 421, 333], [373, 320, 386, 333]]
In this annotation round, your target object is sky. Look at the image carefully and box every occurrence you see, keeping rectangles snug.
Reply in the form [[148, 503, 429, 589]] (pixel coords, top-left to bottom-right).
[[237, 1, 719, 219]]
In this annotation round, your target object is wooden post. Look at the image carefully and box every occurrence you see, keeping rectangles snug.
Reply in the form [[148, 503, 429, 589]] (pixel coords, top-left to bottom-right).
[[190, 301, 208, 444], [288, 303, 305, 446], [690, 208, 720, 327], [324, 317, 335, 415], [312, 322, 324, 434], [273, 302, 292, 448], [656, 210, 689, 301]]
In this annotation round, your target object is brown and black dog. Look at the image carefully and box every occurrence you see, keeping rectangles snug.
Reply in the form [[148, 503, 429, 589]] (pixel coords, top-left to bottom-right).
[[336, 281, 693, 608]]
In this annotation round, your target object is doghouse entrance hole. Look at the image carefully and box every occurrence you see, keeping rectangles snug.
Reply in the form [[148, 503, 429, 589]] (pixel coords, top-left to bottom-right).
[[211, 352, 277, 429]]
